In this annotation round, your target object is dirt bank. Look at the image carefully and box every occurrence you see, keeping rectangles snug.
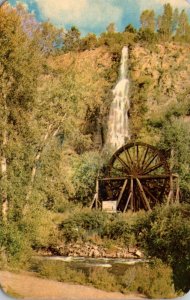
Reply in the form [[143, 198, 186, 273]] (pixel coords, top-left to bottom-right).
[[0, 271, 145, 300]]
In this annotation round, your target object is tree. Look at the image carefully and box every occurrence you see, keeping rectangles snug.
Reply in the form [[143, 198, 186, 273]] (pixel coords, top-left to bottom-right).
[[172, 8, 179, 33], [80, 33, 98, 50], [124, 24, 137, 34], [0, 5, 42, 221], [159, 117, 190, 200], [157, 4, 173, 39], [134, 204, 190, 293], [35, 21, 64, 55], [106, 22, 116, 33], [140, 9, 155, 32], [175, 10, 190, 42], [63, 26, 81, 52]]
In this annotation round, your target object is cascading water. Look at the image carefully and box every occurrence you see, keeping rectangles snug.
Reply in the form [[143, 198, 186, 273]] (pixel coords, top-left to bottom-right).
[[106, 46, 130, 150]]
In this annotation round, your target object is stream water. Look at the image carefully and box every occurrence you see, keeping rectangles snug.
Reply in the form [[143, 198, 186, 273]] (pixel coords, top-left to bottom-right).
[[36, 256, 147, 277]]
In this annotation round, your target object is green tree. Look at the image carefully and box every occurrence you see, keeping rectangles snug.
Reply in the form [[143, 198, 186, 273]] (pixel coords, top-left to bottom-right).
[[172, 8, 179, 33], [63, 26, 81, 52], [80, 33, 98, 50], [159, 117, 190, 200], [140, 9, 155, 32], [175, 10, 190, 42], [0, 5, 42, 221], [157, 4, 173, 40], [134, 204, 190, 293], [106, 22, 116, 33], [124, 24, 137, 34], [35, 21, 64, 55]]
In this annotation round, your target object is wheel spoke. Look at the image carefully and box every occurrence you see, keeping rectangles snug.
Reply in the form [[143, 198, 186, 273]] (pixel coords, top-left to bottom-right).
[[105, 142, 170, 212], [142, 161, 164, 175], [115, 155, 131, 172], [140, 145, 149, 168], [142, 153, 158, 172]]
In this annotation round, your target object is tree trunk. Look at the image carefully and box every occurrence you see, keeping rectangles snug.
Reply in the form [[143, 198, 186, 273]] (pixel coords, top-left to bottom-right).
[[24, 124, 60, 213], [1, 124, 8, 222]]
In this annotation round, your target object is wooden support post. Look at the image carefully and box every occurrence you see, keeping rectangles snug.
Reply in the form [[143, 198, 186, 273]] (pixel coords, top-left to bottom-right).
[[123, 192, 132, 212], [95, 179, 99, 209], [175, 175, 180, 203], [117, 179, 128, 209], [90, 193, 96, 209], [136, 178, 151, 211], [130, 177, 134, 211]]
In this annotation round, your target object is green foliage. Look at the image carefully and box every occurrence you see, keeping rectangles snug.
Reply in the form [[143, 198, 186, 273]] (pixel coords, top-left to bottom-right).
[[80, 33, 98, 50], [0, 222, 32, 267], [175, 10, 190, 42], [33, 259, 86, 285], [133, 204, 190, 292], [124, 24, 137, 34], [59, 210, 108, 242], [159, 117, 190, 198], [121, 259, 176, 298], [157, 3, 173, 40], [140, 9, 155, 32], [35, 21, 64, 55], [71, 151, 102, 205], [63, 26, 81, 52], [88, 268, 118, 291], [136, 28, 157, 43], [104, 216, 131, 245]]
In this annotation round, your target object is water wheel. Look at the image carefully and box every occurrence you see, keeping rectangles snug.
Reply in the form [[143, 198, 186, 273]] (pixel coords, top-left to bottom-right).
[[97, 142, 179, 212]]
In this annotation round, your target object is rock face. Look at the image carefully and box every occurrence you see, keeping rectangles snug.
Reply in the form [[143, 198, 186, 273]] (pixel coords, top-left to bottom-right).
[[47, 242, 144, 259], [129, 43, 190, 141]]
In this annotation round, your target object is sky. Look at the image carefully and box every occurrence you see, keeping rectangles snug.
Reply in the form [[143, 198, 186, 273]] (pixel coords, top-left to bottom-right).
[[8, 0, 190, 35]]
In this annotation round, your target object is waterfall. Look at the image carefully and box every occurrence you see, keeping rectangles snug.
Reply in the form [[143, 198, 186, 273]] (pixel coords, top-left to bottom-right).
[[106, 46, 130, 150]]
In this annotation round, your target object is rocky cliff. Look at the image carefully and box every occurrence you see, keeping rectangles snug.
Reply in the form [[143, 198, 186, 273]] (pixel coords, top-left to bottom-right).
[[129, 43, 190, 143]]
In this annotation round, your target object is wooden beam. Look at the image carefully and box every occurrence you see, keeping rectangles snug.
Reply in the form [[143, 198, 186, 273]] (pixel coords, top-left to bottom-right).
[[90, 193, 97, 209], [136, 178, 151, 211], [98, 174, 172, 182], [95, 179, 99, 209], [130, 178, 134, 211], [123, 192, 132, 212], [143, 185, 159, 204], [117, 179, 128, 208]]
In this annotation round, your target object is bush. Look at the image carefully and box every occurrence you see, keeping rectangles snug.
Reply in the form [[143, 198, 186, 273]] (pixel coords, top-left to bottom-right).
[[104, 217, 131, 245], [33, 259, 86, 285], [0, 222, 33, 268], [71, 151, 102, 205], [59, 210, 108, 242], [120, 259, 176, 298], [88, 267, 119, 291], [133, 204, 190, 292]]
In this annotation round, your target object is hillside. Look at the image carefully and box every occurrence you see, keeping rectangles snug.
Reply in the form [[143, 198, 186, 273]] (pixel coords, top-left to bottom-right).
[[129, 43, 190, 143]]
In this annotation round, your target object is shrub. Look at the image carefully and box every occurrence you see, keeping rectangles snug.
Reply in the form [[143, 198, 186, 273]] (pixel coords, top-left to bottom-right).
[[133, 204, 190, 292], [59, 210, 108, 242], [120, 259, 176, 298], [104, 218, 131, 245], [88, 267, 119, 291], [33, 260, 86, 285]]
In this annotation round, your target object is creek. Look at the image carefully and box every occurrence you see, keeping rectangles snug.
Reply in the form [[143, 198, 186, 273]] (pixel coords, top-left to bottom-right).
[[35, 256, 147, 277]]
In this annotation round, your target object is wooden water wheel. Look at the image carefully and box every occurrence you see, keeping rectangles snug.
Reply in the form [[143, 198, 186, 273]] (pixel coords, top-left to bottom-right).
[[94, 142, 179, 212]]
